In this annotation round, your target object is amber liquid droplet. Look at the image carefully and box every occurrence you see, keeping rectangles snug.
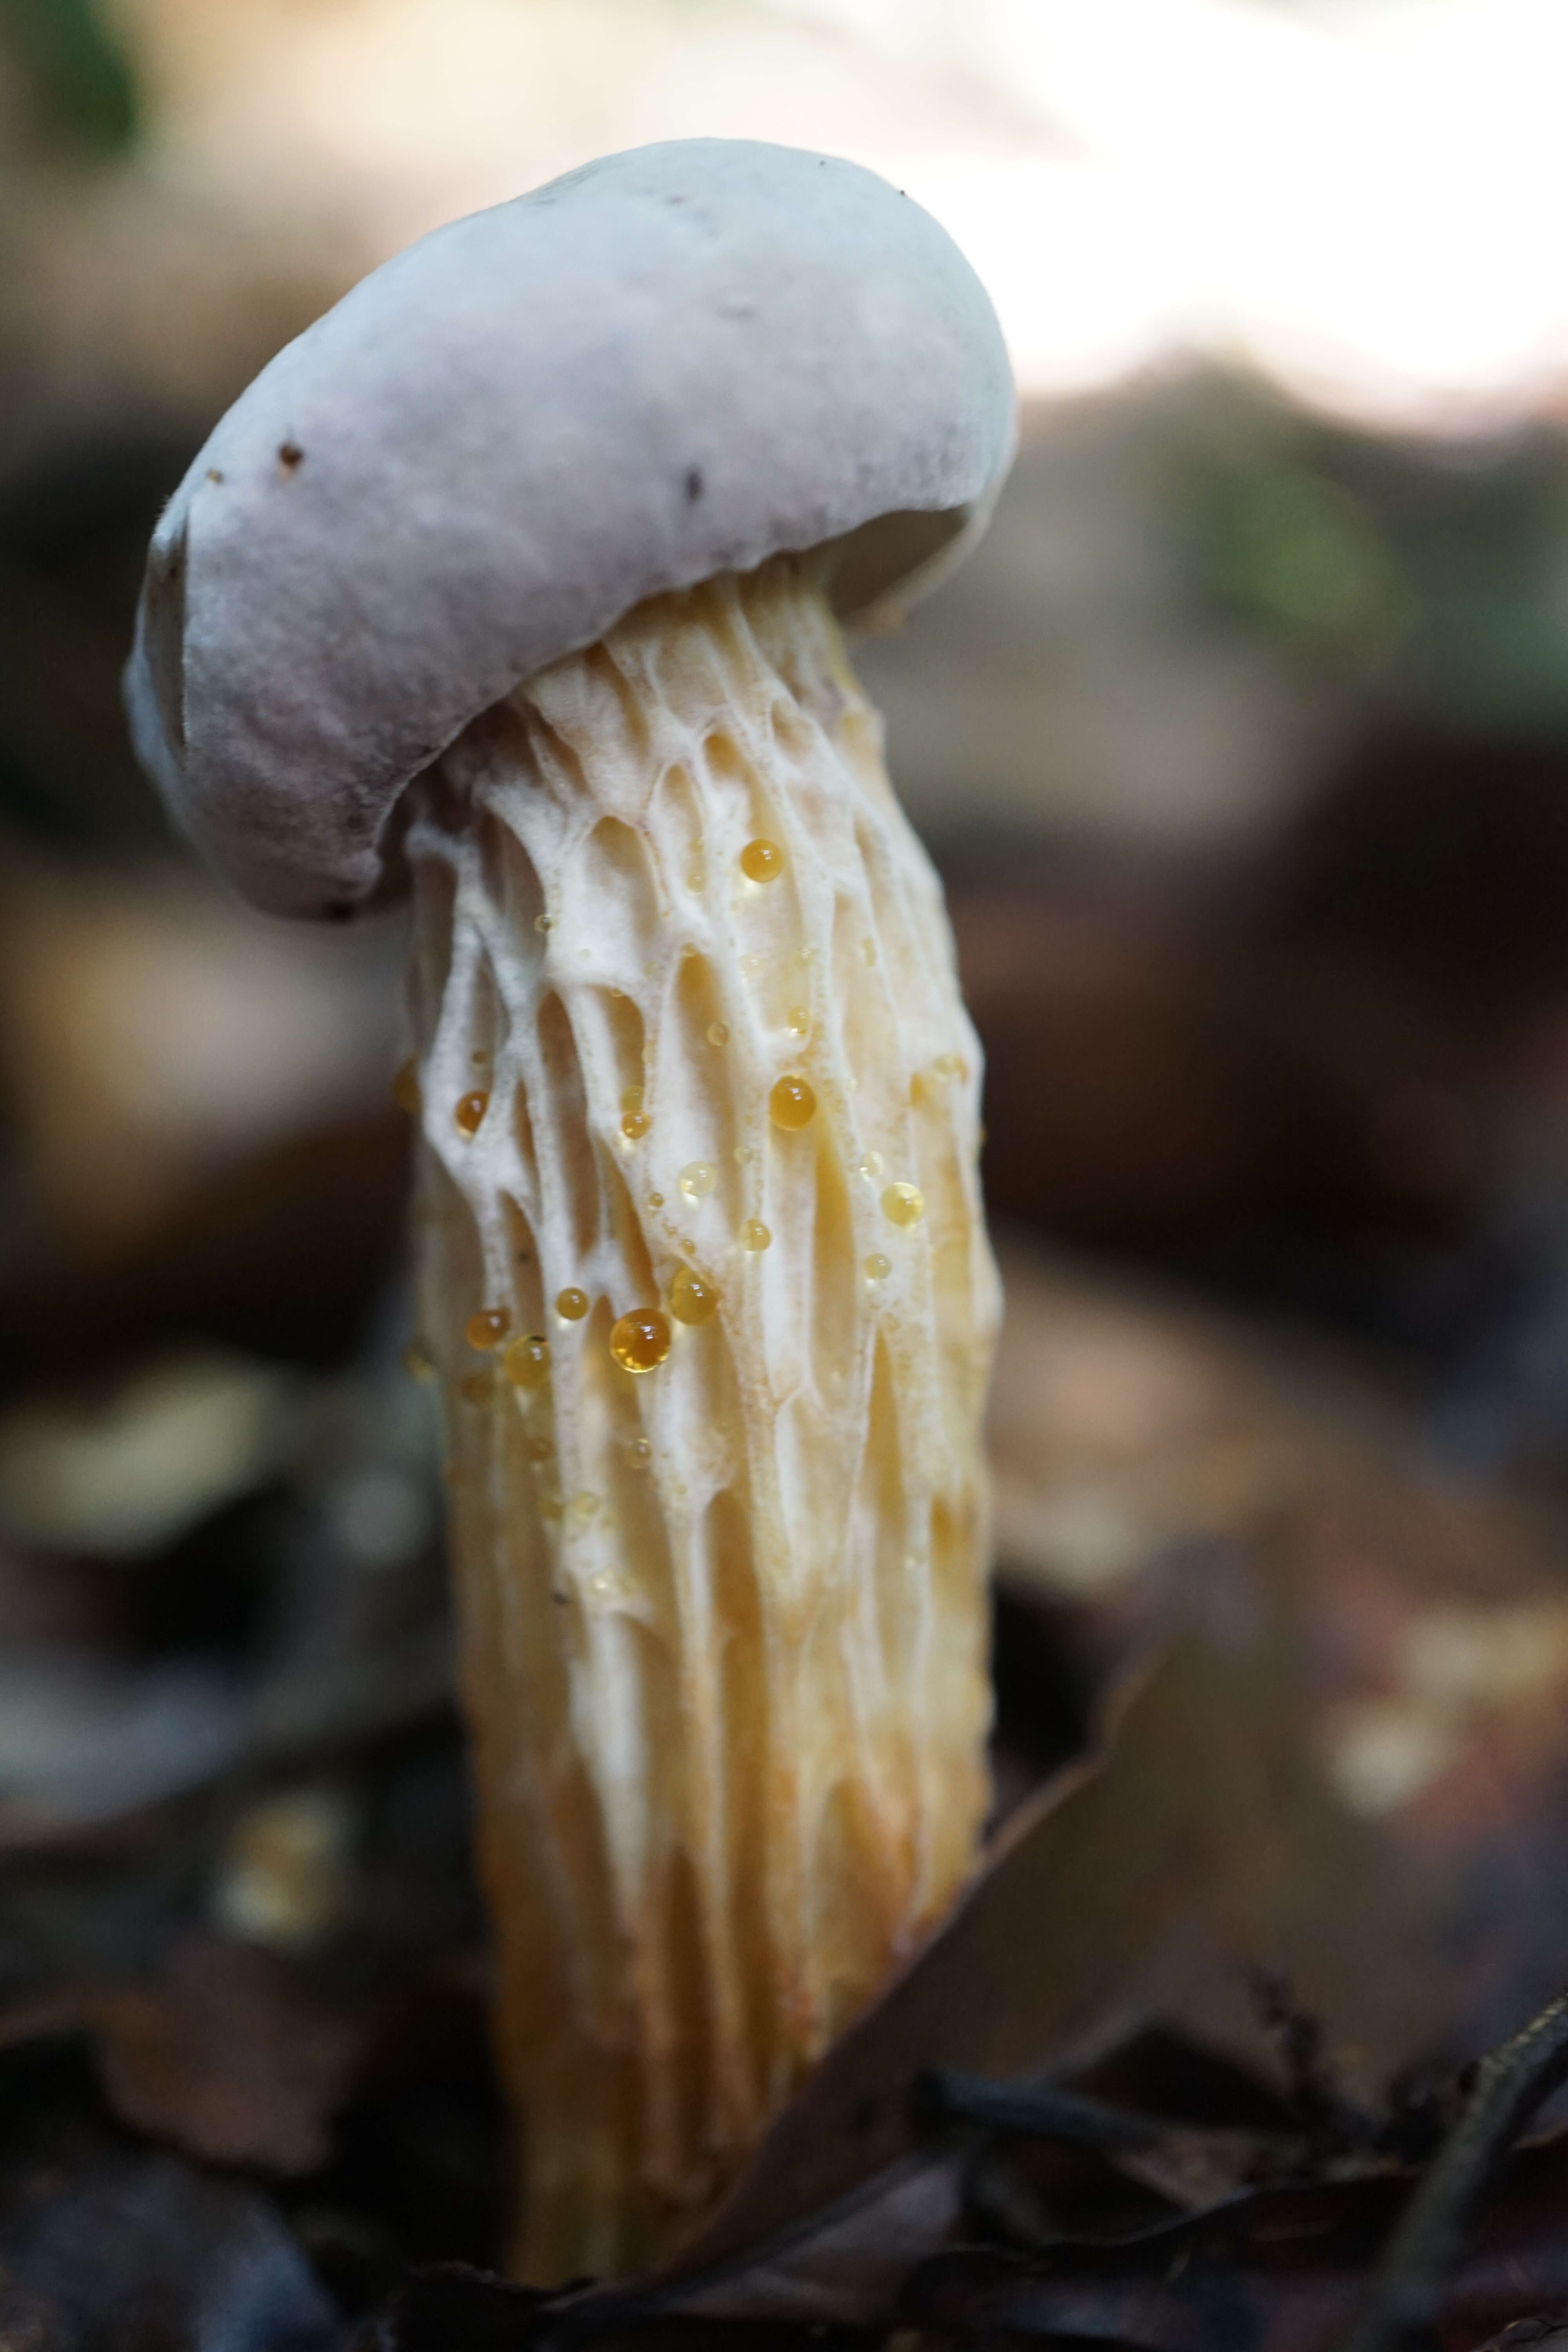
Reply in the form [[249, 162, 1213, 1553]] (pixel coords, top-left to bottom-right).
[[882, 1181, 925, 1228], [466, 1306, 511, 1350], [555, 1287, 589, 1321], [669, 1265, 720, 1326], [864, 1253, 891, 1281], [739, 1219, 771, 1252], [740, 837, 784, 883], [769, 1074, 816, 1131], [621, 1085, 645, 1113], [610, 1307, 672, 1373], [646, 1191, 664, 1211], [504, 1334, 551, 1390], [707, 1022, 730, 1047], [679, 1161, 717, 1199], [786, 1007, 810, 1038], [392, 1058, 421, 1115], [621, 1110, 652, 1142], [455, 1090, 489, 1137]]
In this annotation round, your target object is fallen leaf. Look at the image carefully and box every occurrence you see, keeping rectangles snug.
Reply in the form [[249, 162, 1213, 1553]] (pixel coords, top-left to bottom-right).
[[665, 1545, 1448, 2294], [382, 2265, 881, 2352], [903, 2132, 1568, 2352], [1, 1930, 375, 2174]]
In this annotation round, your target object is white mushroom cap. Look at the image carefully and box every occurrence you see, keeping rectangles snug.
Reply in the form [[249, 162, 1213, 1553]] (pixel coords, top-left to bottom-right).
[[125, 138, 1016, 919]]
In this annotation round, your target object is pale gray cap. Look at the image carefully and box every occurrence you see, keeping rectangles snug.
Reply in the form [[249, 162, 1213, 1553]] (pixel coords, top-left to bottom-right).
[[125, 139, 1017, 918]]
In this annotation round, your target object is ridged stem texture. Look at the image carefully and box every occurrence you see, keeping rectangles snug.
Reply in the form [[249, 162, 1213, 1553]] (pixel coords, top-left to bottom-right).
[[405, 556, 998, 2282]]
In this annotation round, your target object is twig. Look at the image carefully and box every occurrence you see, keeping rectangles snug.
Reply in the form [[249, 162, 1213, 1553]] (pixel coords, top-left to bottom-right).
[[1343, 1980, 1568, 2352], [914, 2065, 1156, 2151]]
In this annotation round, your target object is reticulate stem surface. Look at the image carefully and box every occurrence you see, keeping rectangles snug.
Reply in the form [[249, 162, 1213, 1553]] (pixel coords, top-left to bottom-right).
[[406, 556, 998, 2280]]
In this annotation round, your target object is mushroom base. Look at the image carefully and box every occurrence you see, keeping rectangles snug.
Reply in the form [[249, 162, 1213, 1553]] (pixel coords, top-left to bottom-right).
[[405, 557, 999, 2281]]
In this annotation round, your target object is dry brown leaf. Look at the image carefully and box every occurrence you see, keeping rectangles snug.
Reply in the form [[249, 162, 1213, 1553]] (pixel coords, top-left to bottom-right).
[[0, 1931, 374, 2174], [657, 1546, 1447, 2296], [653, 1499, 1568, 2320]]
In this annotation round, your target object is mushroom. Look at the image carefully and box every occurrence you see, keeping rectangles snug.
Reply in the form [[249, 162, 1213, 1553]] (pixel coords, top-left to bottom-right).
[[124, 139, 1015, 2280]]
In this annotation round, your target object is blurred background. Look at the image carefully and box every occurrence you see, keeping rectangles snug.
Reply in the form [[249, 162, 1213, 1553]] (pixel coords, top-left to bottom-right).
[[11, 0, 1568, 2321]]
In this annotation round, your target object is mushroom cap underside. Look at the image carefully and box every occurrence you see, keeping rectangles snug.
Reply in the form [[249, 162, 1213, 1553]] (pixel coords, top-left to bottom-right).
[[125, 138, 1017, 919]]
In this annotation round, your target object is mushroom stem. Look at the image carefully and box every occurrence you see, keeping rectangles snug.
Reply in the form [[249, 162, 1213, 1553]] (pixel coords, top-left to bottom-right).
[[406, 555, 998, 2281]]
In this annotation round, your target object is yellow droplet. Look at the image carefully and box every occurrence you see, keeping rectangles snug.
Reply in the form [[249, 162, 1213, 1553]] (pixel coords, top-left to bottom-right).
[[679, 1161, 717, 1200], [733, 1144, 755, 1166], [610, 1307, 673, 1374], [858, 1152, 883, 1179], [534, 913, 552, 933], [455, 1091, 489, 1137], [621, 1085, 644, 1113], [740, 837, 784, 883], [882, 1182, 925, 1229], [460, 1370, 494, 1405], [786, 1006, 810, 1038], [570, 1491, 599, 1522], [392, 1059, 421, 1116], [740, 953, 764, 978], [864, 1253, 892, 1281], [466, 1307, 511, 1350], [769, 1074, 817, 1131], [670, 1266, 720, 1325], [646, 1191, 664, 1210], [627, 1435, 652, 1467], [707, 1021, 730, 1047], [739, 1219, 771, 1252], [503, 1334, 551, 1390], [621, 1111, 652, 1142], [402, 1340, 434, 1380], [555, 1287, 589, 1321]]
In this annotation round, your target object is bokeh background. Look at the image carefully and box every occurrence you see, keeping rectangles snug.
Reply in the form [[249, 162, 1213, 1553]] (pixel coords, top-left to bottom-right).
[[11, 0, 1568, 2316]]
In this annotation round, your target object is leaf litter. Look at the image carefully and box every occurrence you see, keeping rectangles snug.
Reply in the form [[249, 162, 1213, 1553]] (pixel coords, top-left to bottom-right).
[[10, 1249, 1568, 2345]]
